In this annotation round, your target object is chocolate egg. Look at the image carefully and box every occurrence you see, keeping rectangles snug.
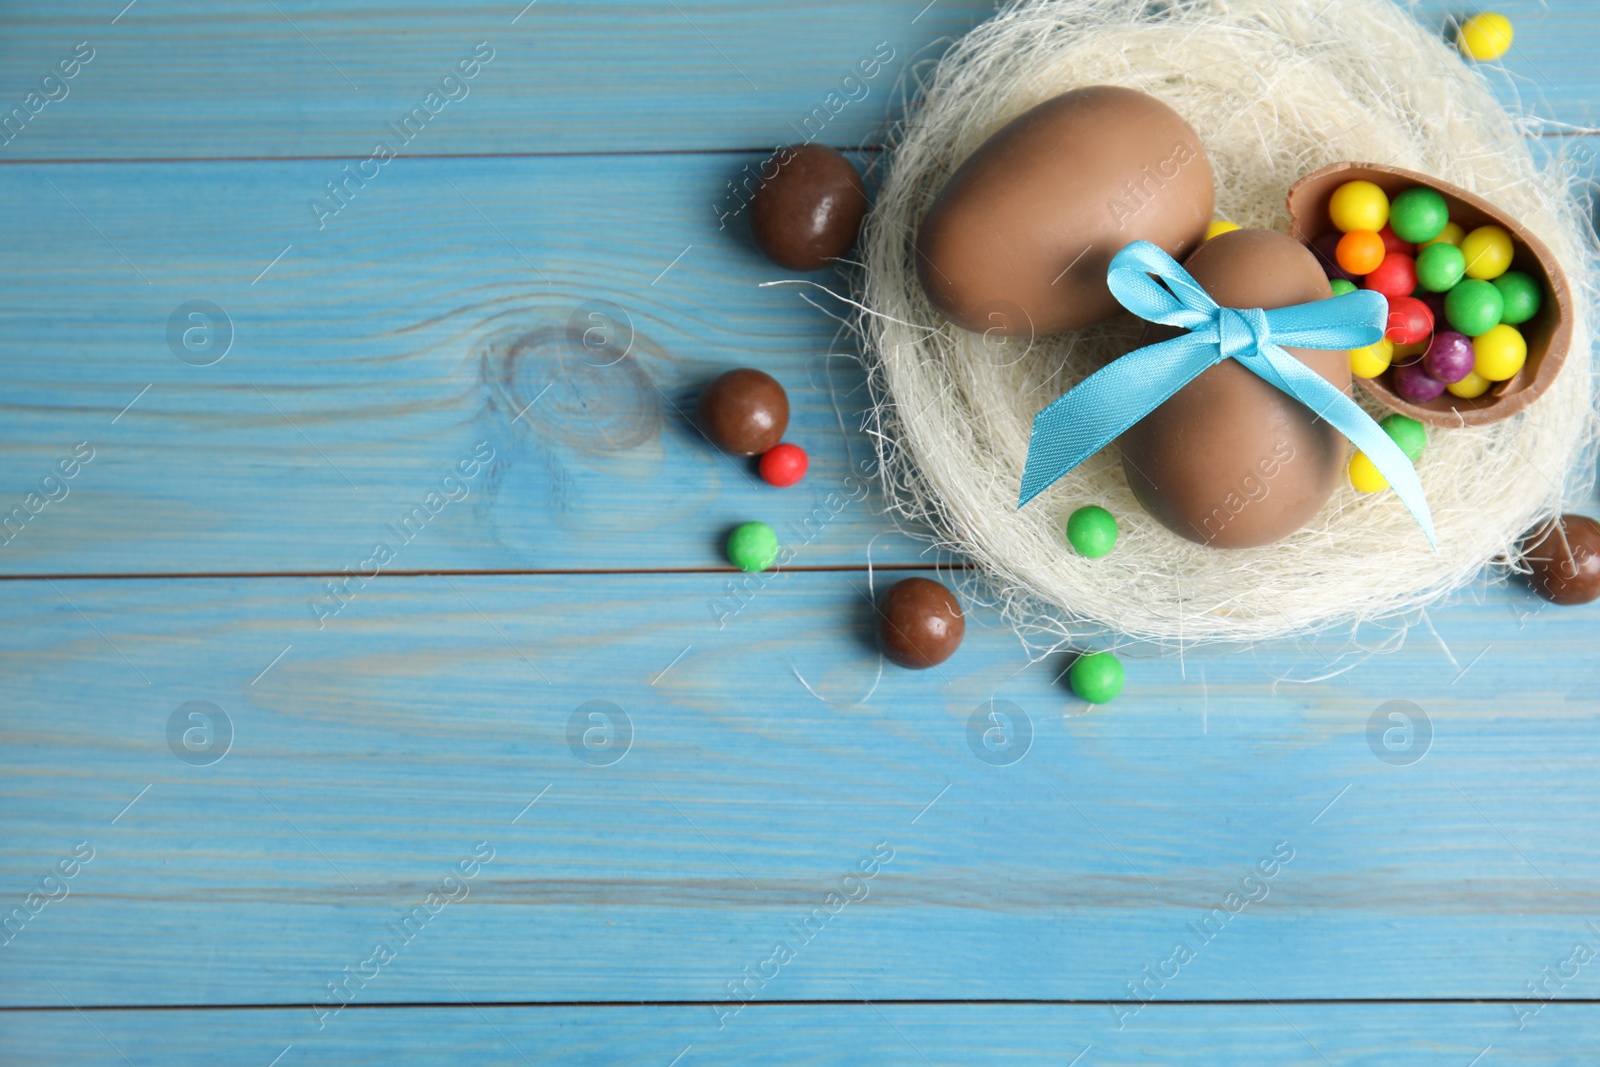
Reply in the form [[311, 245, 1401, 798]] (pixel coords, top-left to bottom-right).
[[916, 86, 1213, 336], [1117, 229, 1347, 548], [697, 368, 789, 455], [876, 577, 964, 669], [1520, 514, 1600, 605], [751, 144, 868, 271]]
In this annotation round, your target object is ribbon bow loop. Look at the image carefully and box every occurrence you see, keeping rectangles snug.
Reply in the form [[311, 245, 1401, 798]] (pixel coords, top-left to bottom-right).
[[1018, 240, 1435, 546]]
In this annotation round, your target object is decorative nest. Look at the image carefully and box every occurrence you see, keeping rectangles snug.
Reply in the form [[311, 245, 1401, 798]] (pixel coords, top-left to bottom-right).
[[857, 0, 1598, 649]]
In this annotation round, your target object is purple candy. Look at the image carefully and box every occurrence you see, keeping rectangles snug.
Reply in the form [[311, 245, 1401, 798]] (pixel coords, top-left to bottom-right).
[[1312, 232, 1356, 282], [1422, 330, 1475, 384], [1393, 360, 1447, 403]]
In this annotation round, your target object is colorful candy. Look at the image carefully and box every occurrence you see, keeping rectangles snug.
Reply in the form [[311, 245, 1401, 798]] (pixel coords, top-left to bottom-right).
[[1415, 241, 1466, 292], [1329, 180, 1390, 233], [1349, 450, 1387, 493], [1472, 323, 1527, 381], [1066, 505, 1118, 558], [1352, 414, 1428, 493], [1447, 370, 1492, 399], [1420, 221, 1465, 249], [1364, 252, 1416, 299], [1205, 219, 1241, 241], [1336, 230, 1386, 275], [1389, 186, 1449, 244], [1069, 651, 1124, 704], [1380, 413, 1427, 462], [1393, 360, 1446, 403], [1378, 224, 1414, 257], [727, 521, 780, 572], [1461, 224, 1513, 280], [1421, 331, 1475, 384], [1314, 181, 1546, 412], [1445, 278, 1504, 337], [1312, 231, 1356, 282], [1349, 336, 1393, 379], [1385, 295, 1433, 345], [758, 442, 808, 487], [1459, 12, 1514, 61], [1492, 270, 1542, 325]]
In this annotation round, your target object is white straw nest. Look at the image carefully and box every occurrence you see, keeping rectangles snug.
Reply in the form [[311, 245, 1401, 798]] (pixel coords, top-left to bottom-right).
[[856, 0, 1599, 650]]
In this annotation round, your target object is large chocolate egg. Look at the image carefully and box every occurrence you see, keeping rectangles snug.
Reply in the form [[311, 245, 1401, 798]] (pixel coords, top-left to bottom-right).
[[1117, 229, 1348, 548], [916, 86, 1213, 336]]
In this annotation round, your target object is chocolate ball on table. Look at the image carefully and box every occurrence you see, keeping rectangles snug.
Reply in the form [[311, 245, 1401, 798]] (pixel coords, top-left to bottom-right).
[[1520, 514, 1600, 605], [750, 144, 868, 271], [876, 578, 964, 670], [697, 368, 789, 455]]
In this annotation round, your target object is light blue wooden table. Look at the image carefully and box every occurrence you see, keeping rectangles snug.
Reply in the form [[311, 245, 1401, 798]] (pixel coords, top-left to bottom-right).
[[2, 2, 1598, 1063]]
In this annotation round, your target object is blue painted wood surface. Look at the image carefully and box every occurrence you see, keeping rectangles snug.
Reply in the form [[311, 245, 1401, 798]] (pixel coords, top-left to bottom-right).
[[2, 1004, 1597, 1066], [1, 1, 1598, 1064]]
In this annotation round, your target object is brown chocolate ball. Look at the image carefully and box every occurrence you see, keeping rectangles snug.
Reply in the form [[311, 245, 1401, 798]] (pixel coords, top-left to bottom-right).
[[876, 577, 964, 670], [750, 144, 868, 271], [1520, 514, 1600, 606], [696, 368, 789, 455]]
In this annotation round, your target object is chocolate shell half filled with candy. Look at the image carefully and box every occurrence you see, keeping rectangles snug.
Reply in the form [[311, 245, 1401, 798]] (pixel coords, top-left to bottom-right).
[[1287, 162, 1571, 427]]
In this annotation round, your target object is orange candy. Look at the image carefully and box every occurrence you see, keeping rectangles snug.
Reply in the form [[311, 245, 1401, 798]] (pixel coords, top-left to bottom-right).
[[1336, 230, 1386, 275]]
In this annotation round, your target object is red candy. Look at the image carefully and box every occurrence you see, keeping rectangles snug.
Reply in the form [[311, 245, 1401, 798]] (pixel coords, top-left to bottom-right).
[[1364, 252, 1417, 300], [1378, 224, 1415, 257], [1385, 295, 1434, 345], [758, 442, 808, 487]]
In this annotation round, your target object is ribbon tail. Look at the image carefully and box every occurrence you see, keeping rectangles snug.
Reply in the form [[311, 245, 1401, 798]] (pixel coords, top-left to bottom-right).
[[1019, 334, 1222, 507], [1256, 349, 1437, 548]]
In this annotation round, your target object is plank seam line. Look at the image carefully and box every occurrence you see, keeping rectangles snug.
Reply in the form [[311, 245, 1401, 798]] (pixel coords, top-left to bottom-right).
[[0, 563, 971, 582], [6, 998, 1598, 1013], [0, 147, 885, 167], [0, 130, 1586, 167]]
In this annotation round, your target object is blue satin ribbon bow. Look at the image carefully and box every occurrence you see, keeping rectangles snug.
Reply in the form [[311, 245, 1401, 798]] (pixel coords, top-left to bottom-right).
[[1018, 240, 1435, 546]]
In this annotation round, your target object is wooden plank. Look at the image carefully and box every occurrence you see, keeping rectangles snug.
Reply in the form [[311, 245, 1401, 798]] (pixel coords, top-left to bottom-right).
[[0, 0, 993, 160], [2, 1002, 1597, 1066], [0, 152, 932, 575], [2, 569, 1598, 1006], [0, 1, 1591, 161]]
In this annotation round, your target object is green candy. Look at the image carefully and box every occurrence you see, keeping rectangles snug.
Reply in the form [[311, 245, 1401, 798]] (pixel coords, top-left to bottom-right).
[[1328, 278, 1358, 297], [1492, 270, 1543, 325], [1390, 186, 1449, 244], [1444, 278, 1504, 337], [1415, 242, 1466, 292], [1380, 413, 1427, 462], [726, 521, 779, 573], [1070, 651, 1125, 704], [1066, 505, 1118, 558]]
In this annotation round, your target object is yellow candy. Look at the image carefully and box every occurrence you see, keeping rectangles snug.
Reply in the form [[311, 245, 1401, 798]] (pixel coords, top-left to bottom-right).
[[1349, 451, 1388, 493], [1459, 12, 1514, 61], [1329, 180, 1390, 233], [1447, 370, 1493, 399], [1393, 341, 1428, 361], [1205, 219, 1241, 241], [1349, 336, 1394, 378], [1461, 224, 1514, 280], [1420, 221, 1465, 249], [1473, 323, 1527, 381]]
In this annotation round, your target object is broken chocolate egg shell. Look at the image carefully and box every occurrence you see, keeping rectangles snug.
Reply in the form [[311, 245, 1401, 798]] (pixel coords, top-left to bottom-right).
[[1287, 162, 1571, 427]]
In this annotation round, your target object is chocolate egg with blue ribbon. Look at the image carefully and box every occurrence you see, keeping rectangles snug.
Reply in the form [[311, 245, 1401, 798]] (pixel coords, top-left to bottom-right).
[[1116, 229, 1350, 548]]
